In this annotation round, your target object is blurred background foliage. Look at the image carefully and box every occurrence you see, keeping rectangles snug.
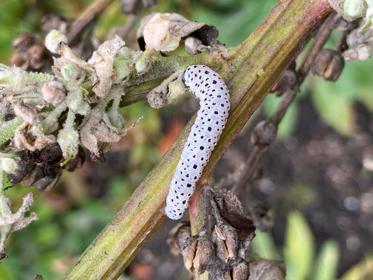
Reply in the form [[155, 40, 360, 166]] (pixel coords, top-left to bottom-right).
[[0, 0, 372, 279]]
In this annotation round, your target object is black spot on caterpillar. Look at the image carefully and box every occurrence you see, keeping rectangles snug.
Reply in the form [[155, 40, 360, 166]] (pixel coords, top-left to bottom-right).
[[165, 65, 230, 220]]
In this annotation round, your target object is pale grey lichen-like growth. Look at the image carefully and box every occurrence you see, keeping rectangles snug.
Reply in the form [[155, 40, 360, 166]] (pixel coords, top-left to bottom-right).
[[0, 30, 142, 163], [165, 65, 230, 220], [0, 31, 148, 254], [0, 166, 37, 259], [329, 0, 373, 60]]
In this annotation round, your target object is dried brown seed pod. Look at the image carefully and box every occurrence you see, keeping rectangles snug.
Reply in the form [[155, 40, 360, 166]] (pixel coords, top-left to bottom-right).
[[7, 150, 35, 185], [27, 44, 46, 70], [270, 69, 297, 96], [312, 49, 345, 81], [10, 52, 29, 69], [33, 176, 57, 191], [12, 33, 36, 52], [250, 120, 277, 149], [35, 143, 63, 164], [41, 14, 69, 34], [41, 81, 66, 106]]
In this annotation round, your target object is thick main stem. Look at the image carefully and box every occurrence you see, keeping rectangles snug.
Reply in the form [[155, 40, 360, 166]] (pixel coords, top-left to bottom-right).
[[65, 1, 332, 279]]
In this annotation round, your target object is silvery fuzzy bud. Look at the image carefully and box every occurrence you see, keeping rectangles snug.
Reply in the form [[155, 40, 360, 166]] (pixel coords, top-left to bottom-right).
[[41, 81, 66, 106], [60, 62, 82, 81], [0, 157, 18, 175], [344, 0, 367, 18], [135, 50, 151, 74], [66, 88, 90, 116], [14, 102, 37, 124], [57, 127, 79, 159], [113, 48, 133, 82], [344, 44, 371, 60], [57, 111, 79, 160], [45, 29, 68, 54]]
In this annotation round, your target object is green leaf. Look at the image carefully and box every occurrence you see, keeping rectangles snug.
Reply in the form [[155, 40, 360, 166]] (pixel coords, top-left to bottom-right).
[[310, 60, 373, 136], [0, 256, 17, 280], [341, 256, 373, 280], [313, 240, 339, 280], [252, 230, 281, 260], [339, 60, 373, 111], [284, 211, 315, 280], [312, 79, 355, 135], [193, 0, 276, 46]]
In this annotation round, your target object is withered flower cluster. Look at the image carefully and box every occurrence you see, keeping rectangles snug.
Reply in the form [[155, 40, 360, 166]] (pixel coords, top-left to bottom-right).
[[0, 12, 221, 258], [329, 0, 373, 60], [0, 32, 140, 188], [0, 31, 142, 258]]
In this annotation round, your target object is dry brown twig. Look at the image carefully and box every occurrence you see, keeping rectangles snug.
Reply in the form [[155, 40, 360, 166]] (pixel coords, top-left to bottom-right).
[[227, 12, 354, 196]]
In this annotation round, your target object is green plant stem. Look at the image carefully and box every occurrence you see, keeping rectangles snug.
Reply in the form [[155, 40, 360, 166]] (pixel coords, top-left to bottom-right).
[[65, 1, 332, 279]]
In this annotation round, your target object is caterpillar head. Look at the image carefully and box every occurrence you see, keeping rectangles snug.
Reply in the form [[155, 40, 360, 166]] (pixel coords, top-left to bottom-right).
[[182, 65, 217, 98]]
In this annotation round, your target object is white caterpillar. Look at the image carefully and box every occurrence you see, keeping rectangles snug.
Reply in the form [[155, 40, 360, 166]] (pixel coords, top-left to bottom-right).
[[165, 65, 230, 220]]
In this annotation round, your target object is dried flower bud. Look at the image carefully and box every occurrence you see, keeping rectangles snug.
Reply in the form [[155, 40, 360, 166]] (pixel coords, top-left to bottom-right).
[[184, 37, 209, 55], [41, 81, 66, 106], [0, 157, 18, 175], [147, 89, 166, 109], [10, 53, 28, 69], [27, 44, 46, 70], [167, 79, 186, 103], [57, 112, 79, 160], [7, 150, 35, 185], [344, 0, 367, 19], [88, 36, 126, 97], [270, 69, 297, 95], [113, 48, 134, 82], [344, 44, 371, 60], [251, 120, 277, 148], [328, 0, 366, 21], [135, 50, 151, 74], [193, 236, 215, 274], [66, 88, 90, 115], [12, 33, 36, 52], [41, 14, 69, 33], [184, 37, 202, 54], [57, 127, 79, 160], [45, 29, 68, 54], [60, 62, 82, 81], [312, 49, 345, 81], [14, 102, 37, 124], [36, 143, 63, 164], [232, 262, 250, 280]]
